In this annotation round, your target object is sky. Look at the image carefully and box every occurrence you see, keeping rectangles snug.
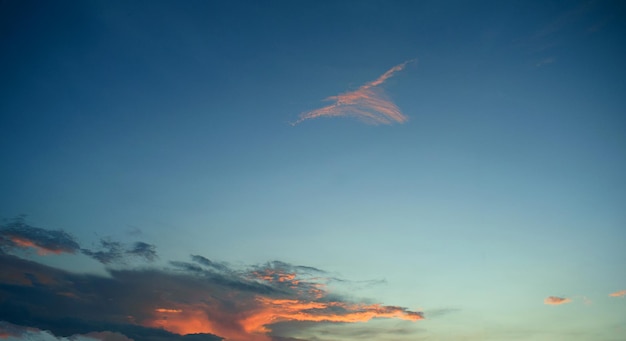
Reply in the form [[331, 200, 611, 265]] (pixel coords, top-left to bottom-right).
[[1, 0, 625, 340]]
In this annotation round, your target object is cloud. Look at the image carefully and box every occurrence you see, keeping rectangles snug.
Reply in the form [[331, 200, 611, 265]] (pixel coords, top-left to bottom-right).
[[191, 254, 230, 272], [127, 242, 158, 262], [82, 240, 158, 264], [0, 321, 134, 341], [0, 249, 423, 341], [609, 290, 626, 298], [0, 217, 157, 265], [293, 60, 415, 125], [543, 296, 572, 305], [0, 320, 219, 341], [0, 218, 80, 256], [268, 320, 425, 341]]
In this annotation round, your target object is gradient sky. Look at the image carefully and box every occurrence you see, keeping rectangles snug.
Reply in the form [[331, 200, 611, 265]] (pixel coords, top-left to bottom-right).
[[1, 0, 626, 340]]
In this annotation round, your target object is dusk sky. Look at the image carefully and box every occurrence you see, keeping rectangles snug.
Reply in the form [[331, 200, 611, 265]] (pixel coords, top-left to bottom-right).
[[1, 1, 626, 340]]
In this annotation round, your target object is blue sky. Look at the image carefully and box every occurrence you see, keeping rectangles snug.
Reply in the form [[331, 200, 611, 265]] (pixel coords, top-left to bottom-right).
[[1, 1, 625, 340]]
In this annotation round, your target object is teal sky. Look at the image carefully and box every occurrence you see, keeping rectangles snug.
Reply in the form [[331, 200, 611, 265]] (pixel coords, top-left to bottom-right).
[[1, 1, 625, 340]]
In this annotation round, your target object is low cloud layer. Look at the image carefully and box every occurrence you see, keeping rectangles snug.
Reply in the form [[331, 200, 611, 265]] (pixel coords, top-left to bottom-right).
[[544, 296, 572, 305], [0, 221, 423, 341], [293, 60, 414, 125], [0, 321, 133, 341]]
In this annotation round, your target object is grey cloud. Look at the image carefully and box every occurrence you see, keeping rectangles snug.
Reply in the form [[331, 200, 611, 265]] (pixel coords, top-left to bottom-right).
[[81, 239, 158, 265], [0, 218, 80, 255], [128, 242, 158, 262], [0, 217, 157, 265], [191, 255, 229, 272], [81, 239, 125, 264], [1, 249, 422, 341]]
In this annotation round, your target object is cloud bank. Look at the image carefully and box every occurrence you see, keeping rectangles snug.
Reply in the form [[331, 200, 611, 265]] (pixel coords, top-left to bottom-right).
[[293, 60, 414, 125], [0, 321, 133, 341], [0, 220, 423, 341]]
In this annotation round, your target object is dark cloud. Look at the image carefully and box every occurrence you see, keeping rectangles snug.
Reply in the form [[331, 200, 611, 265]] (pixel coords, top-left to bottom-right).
[[191, 255, 229, 272], [0, 254, 223, 340], [0, 218, 80, 255], [80, 239, 158, 265], [169, 259, 278, 295], [1, 247, 423, 341], [0, 216, 157, 265], [0, 320, 221, 341], [81, 239, 126, 264], [0, 322, 138, 341], [129, 242, 158, 262]]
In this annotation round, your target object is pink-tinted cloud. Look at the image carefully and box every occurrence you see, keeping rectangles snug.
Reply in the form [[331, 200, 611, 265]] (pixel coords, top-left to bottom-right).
[[9, 236, 67, 255], [544, 296, 572, 305], [609, 290, 626, 298], [293, 60, 415, 125]]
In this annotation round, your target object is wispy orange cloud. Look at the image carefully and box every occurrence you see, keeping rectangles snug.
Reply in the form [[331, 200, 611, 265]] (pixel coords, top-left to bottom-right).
[[544, 296, 572, 305], [9, 236, 66, 255], [293, 60, 415, 125], [609, 290, 626, 298], [147, 295, 423, 341]]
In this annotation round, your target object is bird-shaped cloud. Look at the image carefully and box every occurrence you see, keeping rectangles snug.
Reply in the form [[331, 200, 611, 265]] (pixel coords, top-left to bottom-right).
[[293, 60, 414, 125]]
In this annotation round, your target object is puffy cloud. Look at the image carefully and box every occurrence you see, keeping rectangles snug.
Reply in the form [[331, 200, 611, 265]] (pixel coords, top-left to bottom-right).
[[609, 290, 626, 298], [543, 296, 572, 305], [293, 60, 414, 125]]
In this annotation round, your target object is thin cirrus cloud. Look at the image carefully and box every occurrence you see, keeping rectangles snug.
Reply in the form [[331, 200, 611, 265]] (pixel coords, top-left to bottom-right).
[[0, 221, 423, 341], [292, 60, 415, 125], [609, 290, 626, 298], [544, 296, 572, 305]]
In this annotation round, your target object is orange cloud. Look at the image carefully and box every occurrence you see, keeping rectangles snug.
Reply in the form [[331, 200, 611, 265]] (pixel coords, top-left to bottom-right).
[[244, 298, 423, 333], [143, 264, 423, 341], [293, 60, 414, 125], [155, 308, 183, 313], [146, 298, 423, 341], [1, 241, 422, 341], [609, 290, 626, 297], [544, 296, 572, 305]]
